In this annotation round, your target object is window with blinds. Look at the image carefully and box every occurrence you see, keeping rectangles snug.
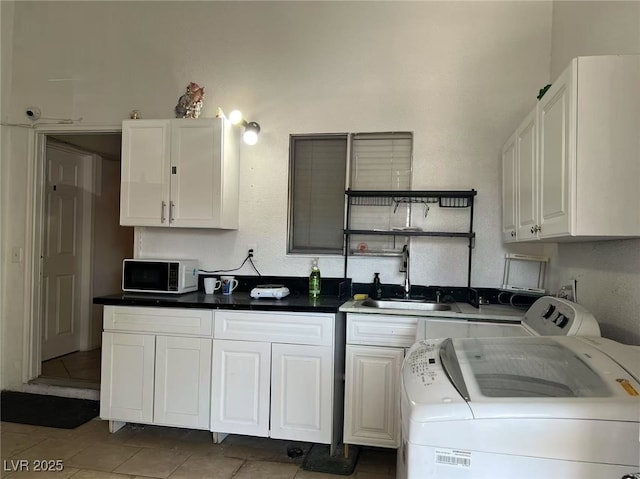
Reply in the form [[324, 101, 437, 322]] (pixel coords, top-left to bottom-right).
[[288, 135, 348, 254], [287, 132, 413, 255], [349, 132, 412, 190], [348, 132, 413, 254]]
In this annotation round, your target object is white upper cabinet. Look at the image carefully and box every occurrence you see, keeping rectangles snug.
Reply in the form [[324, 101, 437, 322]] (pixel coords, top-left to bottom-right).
[[501, 132, 517, 242], [502, 55, 640, 241], [120, 118, 240, 229]]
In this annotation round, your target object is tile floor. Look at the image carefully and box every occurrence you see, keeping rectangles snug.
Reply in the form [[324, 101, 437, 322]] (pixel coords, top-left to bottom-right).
[[40, 349, 102, 386], [1, 419, 397, 479]]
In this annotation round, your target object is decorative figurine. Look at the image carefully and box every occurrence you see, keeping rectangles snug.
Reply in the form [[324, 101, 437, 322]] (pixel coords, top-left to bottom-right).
[[175, 82, 205, 118]]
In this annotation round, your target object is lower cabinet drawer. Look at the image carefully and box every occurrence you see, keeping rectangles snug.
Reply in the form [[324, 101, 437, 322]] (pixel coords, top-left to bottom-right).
[[103, 306, 213, 336], [214, 310, 334, 346], [347, 313, 418, 348]]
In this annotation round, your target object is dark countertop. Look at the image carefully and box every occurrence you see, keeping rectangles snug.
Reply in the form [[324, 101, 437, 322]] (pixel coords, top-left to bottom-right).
[[93, 291, 345, 314]]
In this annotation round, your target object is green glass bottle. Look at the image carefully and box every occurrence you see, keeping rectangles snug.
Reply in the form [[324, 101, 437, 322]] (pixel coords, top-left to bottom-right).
[[309, 258, 321, 298]]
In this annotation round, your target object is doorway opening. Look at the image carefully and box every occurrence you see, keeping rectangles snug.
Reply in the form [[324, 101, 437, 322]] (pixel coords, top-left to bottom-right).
[[30, 131, 133, 390]]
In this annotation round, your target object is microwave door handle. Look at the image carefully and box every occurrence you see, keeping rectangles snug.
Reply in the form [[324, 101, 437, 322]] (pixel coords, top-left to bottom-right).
[[161, 201, 167, 223]]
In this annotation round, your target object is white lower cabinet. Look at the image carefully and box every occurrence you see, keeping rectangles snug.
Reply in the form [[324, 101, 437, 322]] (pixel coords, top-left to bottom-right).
[[101, 306, 344, 447], [154, 335, 212, 428], [100, 306, 213, 430], [344, 313, 418, 449], [101, 331, 155, 424], [211, 310, 342, 446], [344, 345, 404, 448], [211, 339, 271, 437], [270, 343, 333, 443]]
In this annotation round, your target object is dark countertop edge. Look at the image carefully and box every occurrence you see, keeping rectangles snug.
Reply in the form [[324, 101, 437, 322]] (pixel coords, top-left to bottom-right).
[[93, 293, 344, 314]]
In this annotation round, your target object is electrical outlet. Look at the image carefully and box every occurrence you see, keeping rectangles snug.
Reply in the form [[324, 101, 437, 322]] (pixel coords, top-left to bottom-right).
[[247, 244, 257, 260]]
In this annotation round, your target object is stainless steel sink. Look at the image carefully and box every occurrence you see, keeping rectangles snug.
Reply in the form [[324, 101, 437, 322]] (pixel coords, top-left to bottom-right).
[[361, 298, 460, 312]]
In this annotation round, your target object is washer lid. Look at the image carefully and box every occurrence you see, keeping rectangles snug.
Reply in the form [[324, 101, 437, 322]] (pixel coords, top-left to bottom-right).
[[450, 336, 640, 422]]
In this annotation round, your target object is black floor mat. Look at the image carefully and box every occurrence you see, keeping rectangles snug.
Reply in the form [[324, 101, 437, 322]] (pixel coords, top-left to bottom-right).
[[301, 443, 360, 475], [0, 391, 99, 429]]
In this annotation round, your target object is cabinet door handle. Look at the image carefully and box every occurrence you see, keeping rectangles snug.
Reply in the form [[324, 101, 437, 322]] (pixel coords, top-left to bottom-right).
[[161, 201, 167, 223], [511, 231, 516, 237], [530, 225, 541, 234], [170, 201, 175, 223]]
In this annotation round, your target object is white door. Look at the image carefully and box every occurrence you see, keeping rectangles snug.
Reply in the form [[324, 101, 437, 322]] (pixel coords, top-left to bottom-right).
[[154, 336, 212, 429], [211, 339, 271, 437], [170, 119, 221, 227], [501, 132, 517, 242], [344, 345, 404, 448], [515, 109, 538, 241], [270, 343, 333, 443], [41, 144, 88, 360], [120, 120, 170, 226], [100, 332, 155, 423], [538, 64, 573, 238]]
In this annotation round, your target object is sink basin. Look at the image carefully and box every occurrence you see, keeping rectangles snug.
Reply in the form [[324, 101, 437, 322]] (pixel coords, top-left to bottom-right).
[[361, 298, 459, 312]]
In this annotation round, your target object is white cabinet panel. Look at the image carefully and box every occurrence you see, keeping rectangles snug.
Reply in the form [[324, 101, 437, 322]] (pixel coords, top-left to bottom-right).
[[515, 109, 538, 240], [215, 310, 333, 346], [120, 118, 239, 229], [502, 55, 640, 242], [346, 313, 417, 347], [100, 332, 155, 423], [538, 70, 572, 238], [501, 132, 517, 242], [120, 120, 170, 226], [101, 306, 213, 431], [211, 339, 271, 437], [344, 344, 404, 448], [154, 336, 212, 429], [104, 306, 213, 336], [270, 343, 333, 443]]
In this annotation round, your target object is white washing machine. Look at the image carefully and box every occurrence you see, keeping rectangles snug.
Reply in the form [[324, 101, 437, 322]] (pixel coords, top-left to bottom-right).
[[415, 296, 602, 341], [397, 334, 640, 479]]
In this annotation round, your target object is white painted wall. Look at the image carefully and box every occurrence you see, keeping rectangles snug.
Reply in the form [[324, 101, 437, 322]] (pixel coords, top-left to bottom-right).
[[0, 1, 563, 389], [91, 158, 134, 348], [545, 1, 640, 345]]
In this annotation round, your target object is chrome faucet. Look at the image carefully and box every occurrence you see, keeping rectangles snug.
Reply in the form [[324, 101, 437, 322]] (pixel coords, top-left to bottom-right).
[[400, 244, 410, 299]]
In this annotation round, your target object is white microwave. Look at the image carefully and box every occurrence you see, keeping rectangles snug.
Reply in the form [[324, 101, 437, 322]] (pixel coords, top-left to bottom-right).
[[122, 259, 199, 294]]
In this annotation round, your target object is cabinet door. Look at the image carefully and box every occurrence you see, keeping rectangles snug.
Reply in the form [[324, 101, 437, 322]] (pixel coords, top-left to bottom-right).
[[515, 109, 539, 240], [501, 132, 517, 242], [154, 336, 212, 429], [170, 119, 224, 228], [211, 339, 271, 437], [270, 343, 333, 443], [344, 345, 404, 448], [100, 332, 155, 423], [538, 62, 574, 238], [120, 120, 171, 226]]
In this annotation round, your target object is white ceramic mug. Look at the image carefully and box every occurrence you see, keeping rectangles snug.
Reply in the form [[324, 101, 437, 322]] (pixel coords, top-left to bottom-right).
[[204, 277, 221, 294], [220, 275, 238, 295]]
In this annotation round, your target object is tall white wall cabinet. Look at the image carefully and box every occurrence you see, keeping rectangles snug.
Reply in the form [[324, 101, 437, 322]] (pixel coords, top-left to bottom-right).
[[120, 118, 240, 229], [502, 55, 640, 242]]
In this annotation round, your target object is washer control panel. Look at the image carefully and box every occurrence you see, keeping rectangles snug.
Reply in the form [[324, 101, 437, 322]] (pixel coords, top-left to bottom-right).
[[406, 340, 441, 385], [523, 296, 601, 336]]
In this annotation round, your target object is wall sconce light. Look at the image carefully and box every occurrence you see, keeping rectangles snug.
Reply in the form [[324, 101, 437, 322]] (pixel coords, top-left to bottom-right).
[[227, 109, 261, 145]]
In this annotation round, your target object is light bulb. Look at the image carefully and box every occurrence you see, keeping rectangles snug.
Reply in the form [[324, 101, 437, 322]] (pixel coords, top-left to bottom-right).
[[243, 129, 258, 145], [243, 121, 260, 145], [228, 110, 243, 125]]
